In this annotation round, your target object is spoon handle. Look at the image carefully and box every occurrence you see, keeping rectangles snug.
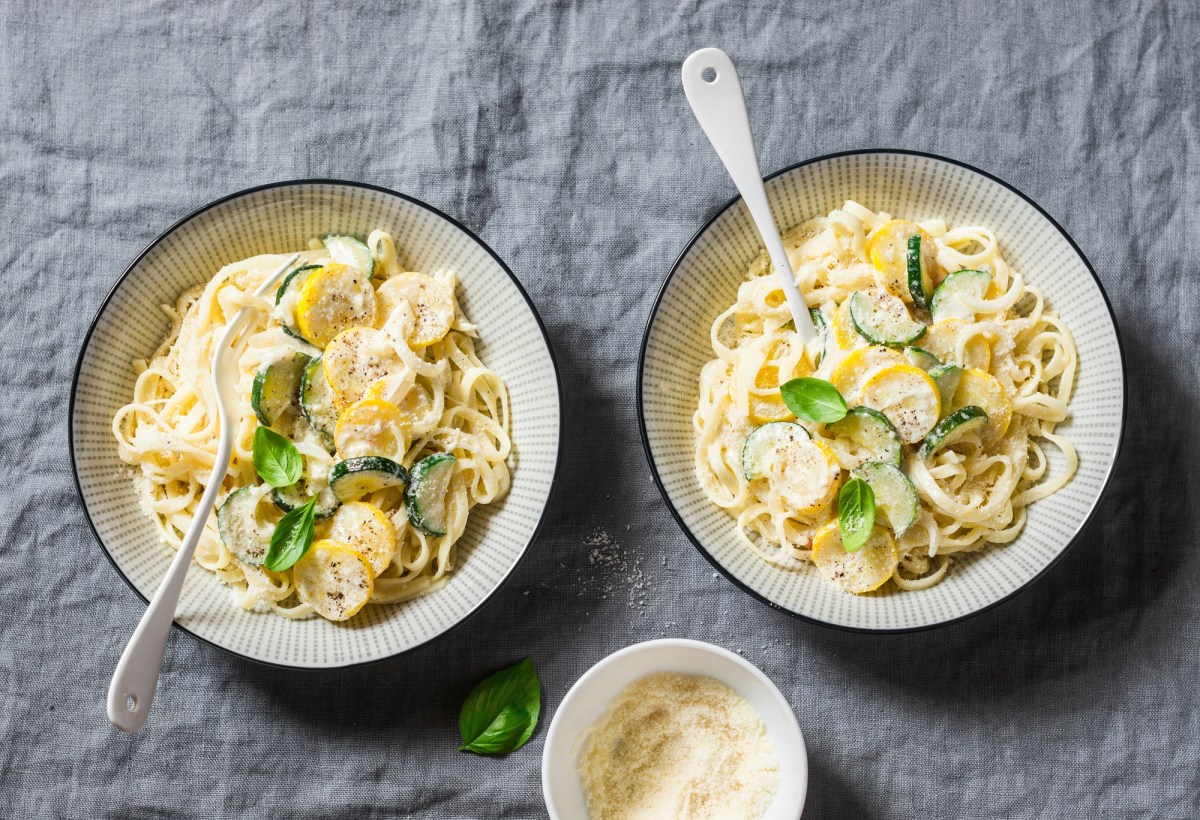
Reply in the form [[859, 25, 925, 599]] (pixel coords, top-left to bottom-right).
[[106, 457, 230, 732], [682, 47, 816, 346], [106, 253, 299, 732]]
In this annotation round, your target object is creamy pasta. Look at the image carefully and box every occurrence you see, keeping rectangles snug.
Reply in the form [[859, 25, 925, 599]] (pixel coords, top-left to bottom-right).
[[114, 231, 511, 620], [694, 201, 1077, 594]]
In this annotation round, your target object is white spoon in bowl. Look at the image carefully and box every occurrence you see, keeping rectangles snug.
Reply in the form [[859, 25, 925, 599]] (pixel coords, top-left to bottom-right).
[[107, 251, 301, 732], [681, 47, 818, 360]]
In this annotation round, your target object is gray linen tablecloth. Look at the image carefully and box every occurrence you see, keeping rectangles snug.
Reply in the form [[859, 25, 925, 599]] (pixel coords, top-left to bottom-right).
[[2, 1, 1197, 817]]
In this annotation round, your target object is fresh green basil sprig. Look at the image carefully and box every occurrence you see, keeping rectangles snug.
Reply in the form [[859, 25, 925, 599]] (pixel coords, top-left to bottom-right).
[[458, 658, 540, 755], [253, 427, 303, 487], [264, 497, 317, 571], [837, 478, 875, 553], [779, 377, 847, 423]]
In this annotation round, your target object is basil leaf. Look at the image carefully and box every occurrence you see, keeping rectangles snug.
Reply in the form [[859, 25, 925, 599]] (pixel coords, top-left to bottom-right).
[[264, 497, 317, 571], [779, 377, 847, 423], [458, 657, 540, 756], [253, 427, 303, 488], [838, 477, 875, 553], [459, 705, 531, 755]]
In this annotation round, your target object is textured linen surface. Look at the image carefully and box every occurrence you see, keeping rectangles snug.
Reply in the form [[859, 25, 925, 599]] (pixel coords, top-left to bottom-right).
[[1, 1, 1196, 818]]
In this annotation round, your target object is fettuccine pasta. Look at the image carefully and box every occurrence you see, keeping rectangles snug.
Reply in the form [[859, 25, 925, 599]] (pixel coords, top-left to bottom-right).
[[114, 232, 511, 621], [694, 201, 1077, 594]]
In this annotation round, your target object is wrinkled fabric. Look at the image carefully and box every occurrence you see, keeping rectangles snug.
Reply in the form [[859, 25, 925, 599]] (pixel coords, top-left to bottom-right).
[[1, 1, 1197, 817]]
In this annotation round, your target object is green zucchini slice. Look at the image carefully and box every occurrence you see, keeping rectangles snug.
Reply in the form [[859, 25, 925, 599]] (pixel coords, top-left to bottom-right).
[[906, 234, 935, 310], [929, 364, 963, 412], [827, 405, 903, 468], [275, 264, 321, 305], [275, 265, 321, 344], [919, 405, 988, 458], [810, 306, 828, 365], [217, 486, 273, 565], [251, 351, 311, 427], [904, 346, 941, 371], [848, 290, 927, 348], [299, 355, 339, 443], [272, 477, 341, 520], [852, 461, 919, 537], [323, 235, 376, 278], [405, 453, 457, 536], [931, 269, 992, 324], [741, 421, 811, 480], [329, 456, 409, 503]]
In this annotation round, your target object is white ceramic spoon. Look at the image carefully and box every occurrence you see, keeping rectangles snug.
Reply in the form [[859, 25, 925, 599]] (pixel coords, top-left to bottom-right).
[[682, 47, 817, 355], [107, 252, 301, 732]]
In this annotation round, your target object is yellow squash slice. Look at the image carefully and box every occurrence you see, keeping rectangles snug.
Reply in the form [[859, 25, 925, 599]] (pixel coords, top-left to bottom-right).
[[748, 394, 793, 425], [361, 370, 414, 405], [951, 368, 1013, 445], [747, 364, 789, 424], [376, 272, 454, 348], [328, 502, 397, 577], [811, 522, 899, 594], [831, 299, 869, 351], [765, 438, 841, 515], [296, 263, 378, 347], [859, 364, 941, 443], [921, 320, 991, 371], [829, 346, 907, 402], [394, 384, 435, 429], [865, 219, 938, 306], [334, 398, 410, 461], [322, 327, 401, 406], [364, 376, 438, 433], [293, 540, 374, 621]]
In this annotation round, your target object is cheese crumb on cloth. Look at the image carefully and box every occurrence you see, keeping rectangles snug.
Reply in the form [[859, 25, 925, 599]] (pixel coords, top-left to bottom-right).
[[577, 673, 779, 819]]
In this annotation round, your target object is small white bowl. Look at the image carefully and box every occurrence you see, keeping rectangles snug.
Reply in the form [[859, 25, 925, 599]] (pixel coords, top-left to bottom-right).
[[542, 638, 807, 819]]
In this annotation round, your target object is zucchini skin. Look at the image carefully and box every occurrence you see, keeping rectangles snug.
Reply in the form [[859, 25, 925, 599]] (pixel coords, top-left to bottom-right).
[[275, 264, 322, 305], [405, 453, 457, 536], [217, 486, 272, 565], [848, 291, 927, 348], [906, 234, 932, 310], [919, 405, 988, 458], [272, 481, 340, 520], [904, 346, 941, 371], [251, 352, 311, 427], [299, 355, 338, 446], [931, 269, 992, 323], [281, 323, 315, 346], [741, 421, 810, 480], [852, 461, 919, 537], [323, 235, 376, 278], [276, 265, 322, 344], [329, 456, 409, 502], [827, 405, 903, 468]]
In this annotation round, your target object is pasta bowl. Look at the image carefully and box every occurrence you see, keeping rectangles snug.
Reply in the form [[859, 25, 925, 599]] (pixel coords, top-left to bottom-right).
[[638, 150, 1125, 631], [70, 180, 561, 667]]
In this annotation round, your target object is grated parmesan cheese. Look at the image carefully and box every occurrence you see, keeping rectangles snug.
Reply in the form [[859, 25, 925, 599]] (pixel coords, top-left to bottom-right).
[[578, 673, 779, 819]]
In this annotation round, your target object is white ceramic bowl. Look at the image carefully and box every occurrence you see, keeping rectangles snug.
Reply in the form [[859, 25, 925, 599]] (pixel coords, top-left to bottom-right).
[[71, 180, 561, 668], [639, 150, 1126, 632], [542, 638, 807, 819]]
